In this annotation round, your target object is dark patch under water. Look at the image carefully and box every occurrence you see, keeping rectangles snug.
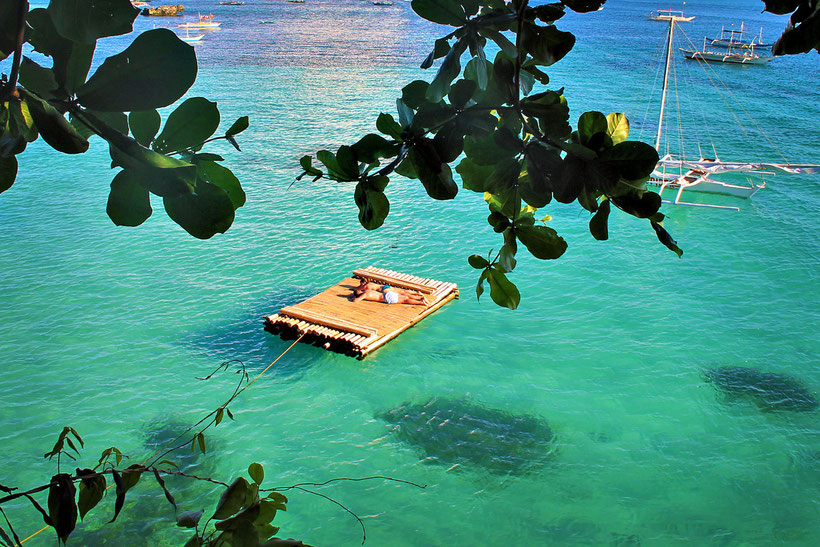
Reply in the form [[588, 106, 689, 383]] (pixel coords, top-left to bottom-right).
[[377, 397, 555, 475], [704, 366, 819, 412]]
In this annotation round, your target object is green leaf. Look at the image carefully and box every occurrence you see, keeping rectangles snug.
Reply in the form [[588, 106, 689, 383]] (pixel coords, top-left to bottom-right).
[[354, 179, 390, 230], [598, 141, 659, 182], [48, 473, 78, 544], [153, 98, 220, 154], [105, 128, 197, 197], [9, 99, 39, 142], [516, 225, 567, 260], [70, 110, 127, 140], [129, 110, 161, 147], [651, 220, 683, 257], [107, 170, 153, 227], [176, 510, 204, 529], [376, 113, 403, 139], [196, 160, 246, 209], [225, 116, 249, 137], [18, 57, 58, 99], [522, 143, 560, 208], [611, 191, 662, 219], [47, 0, 138, 44], [456, 157, 494, 192], [411, 0, 467, 26], [213, 477, 252, 520], [401, 80, 430, 109], [0, 1, 21, 61], [0, 156, 18, 194], [563, 0, 606, 13], [153, 468, 176, 510], [427, 37, 467, 103], [475, 270, 486, 301], [468, 254, 489, 269], [352, 134, 397, 164], [485, 187, 520, 218], [20, 90, 89, 154], [606, 113, 630, 145], [248, 463, 264, 485], [762, 0, 803, 15], [77, 471, 105, 521], [408, 143, 458, 200], [78, 29, 197, 112], [163, 180, 235, 239], [521, 23, 576, 66], [772, 6, 820, 55], [121, 464, 143, 494], [589, 198, 610, 241], [486, 268, 520, 310], [577, 111, 608, 147]]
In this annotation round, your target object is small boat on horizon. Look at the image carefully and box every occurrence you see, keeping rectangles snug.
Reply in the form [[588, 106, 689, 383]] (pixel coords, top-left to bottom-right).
[[177, 13, 221, 29], [372, 1, 394, 5], [649, 8, 694, 22]]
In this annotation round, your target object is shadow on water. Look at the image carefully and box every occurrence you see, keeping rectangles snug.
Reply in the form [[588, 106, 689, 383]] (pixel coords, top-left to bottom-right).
[[376, 397, 556, 476], [704, 366, 819, 413], [70, 418, 219, 546], [180, 287, 319, 381]]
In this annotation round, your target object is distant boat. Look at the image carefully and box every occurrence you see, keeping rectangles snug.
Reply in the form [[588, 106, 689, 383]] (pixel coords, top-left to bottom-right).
[[219, 1, 245, 4], [706, 22, 771, 49], [260, 20, 276, 24], [372, 1, 394, 5], [177, 13, 221, 29], [131, 1, 149, 8], [286, 0, 305, 3], [649, 8, 694, 22], [681, 38, 773, 65]]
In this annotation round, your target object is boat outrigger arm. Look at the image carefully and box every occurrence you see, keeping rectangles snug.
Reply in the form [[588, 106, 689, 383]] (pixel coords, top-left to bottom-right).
[[652, 155, 820, 211]]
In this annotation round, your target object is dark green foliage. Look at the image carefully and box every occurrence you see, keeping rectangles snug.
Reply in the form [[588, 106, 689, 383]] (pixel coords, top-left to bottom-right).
[[47, 0, 139, 44], [378, 397, 555, 474], [296, 1, 695, 308], [2, 2, 247, 239], [78, 29, 197, 112], [153, 98, 220, 154], [704, 366, 819, 412]]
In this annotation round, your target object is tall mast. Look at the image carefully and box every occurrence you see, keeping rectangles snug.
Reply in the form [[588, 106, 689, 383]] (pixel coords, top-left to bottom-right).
[[654, 16, 675, 151]]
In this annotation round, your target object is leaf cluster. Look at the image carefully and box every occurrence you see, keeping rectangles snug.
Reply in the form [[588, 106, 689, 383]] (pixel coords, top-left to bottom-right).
[[0, 428, 309, 547], [0, 0, 249, 238], [763, 0, 820, 55], [297, 0, 681, 308]]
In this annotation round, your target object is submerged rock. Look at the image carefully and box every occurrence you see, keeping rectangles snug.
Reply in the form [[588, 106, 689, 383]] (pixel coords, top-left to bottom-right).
[[704, 366, 819, 412], [377, 397, 555, 475]]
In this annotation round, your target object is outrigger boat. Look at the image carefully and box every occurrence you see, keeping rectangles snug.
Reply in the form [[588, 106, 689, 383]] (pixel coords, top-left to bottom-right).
[[706, 22, 771, 49], [644, 13, 818, 209], [681, 37, 772, 65]]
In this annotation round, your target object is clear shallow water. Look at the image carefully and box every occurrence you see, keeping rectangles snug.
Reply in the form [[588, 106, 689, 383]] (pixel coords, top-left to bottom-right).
[[1, 0, 819, 545]]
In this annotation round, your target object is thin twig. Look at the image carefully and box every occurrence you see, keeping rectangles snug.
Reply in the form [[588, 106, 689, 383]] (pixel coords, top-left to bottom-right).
[[1, 0, 28, 101]]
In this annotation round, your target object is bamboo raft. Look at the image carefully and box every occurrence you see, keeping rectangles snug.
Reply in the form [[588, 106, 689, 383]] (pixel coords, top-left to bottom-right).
[[263, 267, 459, 358]]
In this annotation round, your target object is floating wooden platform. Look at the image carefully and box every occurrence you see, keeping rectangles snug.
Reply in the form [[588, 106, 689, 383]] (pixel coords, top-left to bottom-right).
[[263, 267, 459, 358]]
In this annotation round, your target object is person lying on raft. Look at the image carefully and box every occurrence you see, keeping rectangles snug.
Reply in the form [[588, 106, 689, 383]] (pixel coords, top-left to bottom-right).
[[351, 284, 428, 306], [354, 279, 425, 296]]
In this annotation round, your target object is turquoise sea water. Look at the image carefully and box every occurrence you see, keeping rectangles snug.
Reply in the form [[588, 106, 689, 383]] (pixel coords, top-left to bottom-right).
[[2, 0, 819, 545]]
